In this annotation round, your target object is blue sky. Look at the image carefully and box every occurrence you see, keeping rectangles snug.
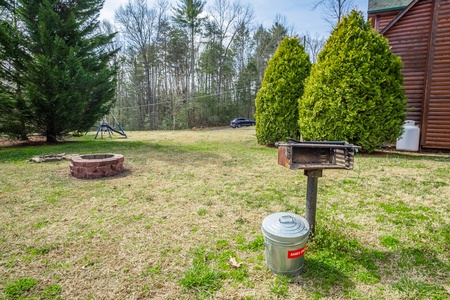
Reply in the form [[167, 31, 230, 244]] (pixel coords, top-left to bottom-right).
[[100, 0, 369, 37]]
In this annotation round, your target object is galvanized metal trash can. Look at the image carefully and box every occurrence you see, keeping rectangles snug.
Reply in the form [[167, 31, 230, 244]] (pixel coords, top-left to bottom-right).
[[262, 212, 310, 276]]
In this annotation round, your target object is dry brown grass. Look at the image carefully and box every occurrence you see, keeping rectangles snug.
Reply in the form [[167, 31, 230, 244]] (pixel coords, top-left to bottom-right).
[[1, 129, 449, 299]]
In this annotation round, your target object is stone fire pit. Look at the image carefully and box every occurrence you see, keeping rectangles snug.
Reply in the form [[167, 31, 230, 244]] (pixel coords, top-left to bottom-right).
[[70, 154, 124, 179]]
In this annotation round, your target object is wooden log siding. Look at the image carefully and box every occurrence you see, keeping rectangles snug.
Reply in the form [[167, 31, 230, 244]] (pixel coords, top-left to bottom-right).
[[423, 0, 450, 148], [369, 0, 450, 149], [381, 0, 432, 123], [370, 11, 398, 30]]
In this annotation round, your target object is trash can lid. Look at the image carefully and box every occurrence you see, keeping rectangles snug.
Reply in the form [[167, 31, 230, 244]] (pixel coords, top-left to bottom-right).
[[262, 212, 310, 243]]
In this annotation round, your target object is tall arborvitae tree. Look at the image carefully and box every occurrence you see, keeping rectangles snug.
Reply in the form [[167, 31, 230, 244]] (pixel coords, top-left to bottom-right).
[[255, 37, 311, 145], [299, 11, 407, 151], [14, 0, 118, 142]]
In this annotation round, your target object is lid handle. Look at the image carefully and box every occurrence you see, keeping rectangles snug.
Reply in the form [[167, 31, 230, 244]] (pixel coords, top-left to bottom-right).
[[279, 215, 295, 224]]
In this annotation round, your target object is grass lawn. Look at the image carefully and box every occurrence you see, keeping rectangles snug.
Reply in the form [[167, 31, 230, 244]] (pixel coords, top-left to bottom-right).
[[1, 129, 449, 299]]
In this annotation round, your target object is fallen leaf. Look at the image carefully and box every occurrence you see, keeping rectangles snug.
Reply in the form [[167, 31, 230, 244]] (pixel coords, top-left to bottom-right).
[[227, 256, 242, 268]]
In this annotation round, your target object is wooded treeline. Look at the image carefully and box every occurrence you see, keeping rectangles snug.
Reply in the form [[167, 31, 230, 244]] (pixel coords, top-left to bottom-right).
[[109, 0, 325, 130]]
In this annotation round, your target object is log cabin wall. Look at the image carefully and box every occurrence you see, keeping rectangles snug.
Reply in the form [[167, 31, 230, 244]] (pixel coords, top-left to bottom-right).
[[369, 0, 450, 149], [370, 11, 398, 30], [422, 0, 450, 148]]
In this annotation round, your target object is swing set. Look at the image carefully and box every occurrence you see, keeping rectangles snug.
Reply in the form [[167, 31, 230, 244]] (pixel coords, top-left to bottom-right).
[[94, 114, 127, 140]]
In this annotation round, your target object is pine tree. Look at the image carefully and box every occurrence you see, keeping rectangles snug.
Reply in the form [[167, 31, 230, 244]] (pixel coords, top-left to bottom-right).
[[299, 11, 407, 151], [172, 0, 205, 96], [255, 36, 311, 145], [0, 0, 31, 139], [14, 0, 118, 143]]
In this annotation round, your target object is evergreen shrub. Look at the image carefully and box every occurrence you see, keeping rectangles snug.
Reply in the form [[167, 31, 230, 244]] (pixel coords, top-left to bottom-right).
[[255, 37, 311, 145], [299, 11, 407, 151]]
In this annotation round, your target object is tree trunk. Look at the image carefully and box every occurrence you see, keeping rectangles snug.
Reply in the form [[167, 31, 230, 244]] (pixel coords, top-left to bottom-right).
[[143, 57, 154, 130], [46, 129, 58, 143], [190, 26, 195, 97]]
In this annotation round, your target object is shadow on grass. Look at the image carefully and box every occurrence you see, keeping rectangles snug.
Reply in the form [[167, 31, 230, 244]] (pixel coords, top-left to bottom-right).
[[298, 226, 450, 299], [0, 140, 144, 162], [359, 150, 450, 162], [301, 258, 354, 298], [299, 227, 374, 298], [0, 139, 221, 164]]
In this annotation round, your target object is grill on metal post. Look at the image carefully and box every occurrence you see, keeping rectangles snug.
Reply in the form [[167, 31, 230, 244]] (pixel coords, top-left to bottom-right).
[[277, 140, 359, 235]]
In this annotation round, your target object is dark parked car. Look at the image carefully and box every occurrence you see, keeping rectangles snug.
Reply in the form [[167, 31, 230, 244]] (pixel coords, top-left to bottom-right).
[[230, 118, 256, 128]]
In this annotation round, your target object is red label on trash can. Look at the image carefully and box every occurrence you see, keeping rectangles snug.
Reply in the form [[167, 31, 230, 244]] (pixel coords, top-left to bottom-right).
[[287, 246, 307, 259]]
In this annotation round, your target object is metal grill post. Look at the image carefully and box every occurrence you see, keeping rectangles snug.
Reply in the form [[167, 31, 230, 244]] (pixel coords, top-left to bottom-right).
[[304, 169, 322, 236], [277, 141, 358, 237]]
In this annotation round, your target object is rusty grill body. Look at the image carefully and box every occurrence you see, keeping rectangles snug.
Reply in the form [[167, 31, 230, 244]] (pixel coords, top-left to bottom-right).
[[277, 141, 356, 170], [276, 140, 359, 235]]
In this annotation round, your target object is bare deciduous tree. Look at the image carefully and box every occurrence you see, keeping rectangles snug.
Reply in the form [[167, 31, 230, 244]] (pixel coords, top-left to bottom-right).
[[313, 0, 354, 27], [207, 0, 254, 98], [115, 0, 158, 129], [303, 32, 326, 63]]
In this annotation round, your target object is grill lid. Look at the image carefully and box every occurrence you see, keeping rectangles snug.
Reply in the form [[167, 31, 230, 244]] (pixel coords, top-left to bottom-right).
[[262, 212, 310, 243]]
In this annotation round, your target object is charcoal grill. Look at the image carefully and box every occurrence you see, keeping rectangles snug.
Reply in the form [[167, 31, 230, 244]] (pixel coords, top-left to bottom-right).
[[277, 140, 360, 235], [277, 140, 356, 170]]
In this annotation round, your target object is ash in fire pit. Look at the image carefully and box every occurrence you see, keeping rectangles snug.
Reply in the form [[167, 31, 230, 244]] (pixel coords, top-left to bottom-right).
[[70, 154, 124, 179]]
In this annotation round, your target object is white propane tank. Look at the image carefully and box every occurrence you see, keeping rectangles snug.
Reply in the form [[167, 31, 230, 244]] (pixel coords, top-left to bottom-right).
[[396, 120, 420, 151]]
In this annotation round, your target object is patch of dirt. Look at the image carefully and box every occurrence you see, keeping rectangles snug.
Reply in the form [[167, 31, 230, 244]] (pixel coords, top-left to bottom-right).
[[191, 126, 230, 131], [0, 135, 47, 148]]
